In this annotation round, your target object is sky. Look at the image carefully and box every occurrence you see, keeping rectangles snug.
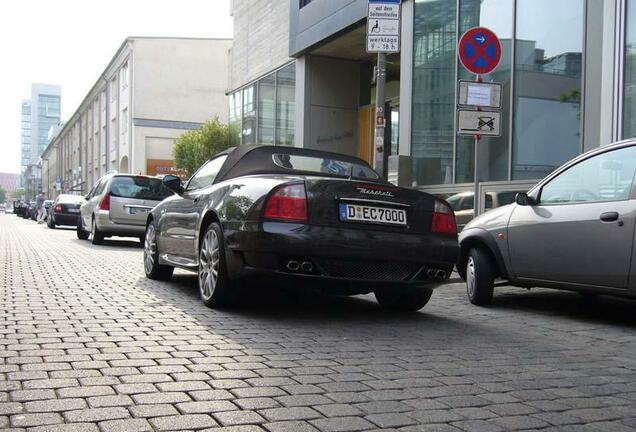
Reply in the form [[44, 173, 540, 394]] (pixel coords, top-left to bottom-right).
[[0, 0, 233, 174]]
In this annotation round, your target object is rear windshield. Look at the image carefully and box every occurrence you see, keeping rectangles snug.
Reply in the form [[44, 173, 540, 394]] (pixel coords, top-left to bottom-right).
[[58, 195, 83, 204], [109, 176, 173, 201], [272, 154, 379, 180]]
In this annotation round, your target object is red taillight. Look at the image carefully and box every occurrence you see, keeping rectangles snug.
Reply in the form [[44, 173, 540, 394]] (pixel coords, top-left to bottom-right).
[[54, 205, 63, 213], [263, 183, 308, 222], [431, 200, 457, 235], [99, 193, 111, 211]]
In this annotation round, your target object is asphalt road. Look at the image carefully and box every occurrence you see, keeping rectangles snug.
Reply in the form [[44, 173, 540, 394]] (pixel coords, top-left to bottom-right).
[[1, 213, 636, 432]]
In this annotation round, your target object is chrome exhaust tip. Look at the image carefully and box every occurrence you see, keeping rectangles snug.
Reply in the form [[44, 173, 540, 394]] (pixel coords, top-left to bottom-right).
[[436, 270, 447, 280], [427, 269, 437, 279], [301, 261, 313, 273], [286, 260, 300, 271]]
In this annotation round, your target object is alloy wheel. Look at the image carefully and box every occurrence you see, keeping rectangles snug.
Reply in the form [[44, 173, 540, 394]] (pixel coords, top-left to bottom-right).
[[144, 225, 156, 275], [199, 228, 220, 300], [466, 256, 476, 298]]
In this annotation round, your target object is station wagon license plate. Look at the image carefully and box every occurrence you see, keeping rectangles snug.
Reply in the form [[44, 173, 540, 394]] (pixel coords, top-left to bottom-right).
[[128, 207, 150, 215], [67, 208, 79, 213], [339, 203, 407, 226]]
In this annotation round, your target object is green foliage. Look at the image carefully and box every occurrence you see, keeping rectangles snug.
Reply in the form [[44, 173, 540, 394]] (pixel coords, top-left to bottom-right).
[[12, 188, 25, 200], [0, 185, 5, 203], [173, 116, 232, 177]]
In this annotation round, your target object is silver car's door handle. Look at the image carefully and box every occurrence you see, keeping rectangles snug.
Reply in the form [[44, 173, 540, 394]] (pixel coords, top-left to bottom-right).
[[600, 212, 619, 222]]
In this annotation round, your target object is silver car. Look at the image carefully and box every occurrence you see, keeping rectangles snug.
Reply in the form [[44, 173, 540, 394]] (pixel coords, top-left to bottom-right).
[[77, 173, 173, 244], [458, 139, 636, 305]]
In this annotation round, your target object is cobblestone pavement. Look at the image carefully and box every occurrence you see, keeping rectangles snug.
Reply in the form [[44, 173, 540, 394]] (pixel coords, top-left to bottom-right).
[[2, 214, 636, 432]]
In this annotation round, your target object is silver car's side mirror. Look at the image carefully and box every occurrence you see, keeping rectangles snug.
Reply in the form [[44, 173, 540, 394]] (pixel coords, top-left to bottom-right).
[[515, 192, 536, 206]]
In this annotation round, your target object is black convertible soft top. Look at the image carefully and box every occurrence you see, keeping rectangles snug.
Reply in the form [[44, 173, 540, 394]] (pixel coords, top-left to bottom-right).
[[214, 145, 382, 184]]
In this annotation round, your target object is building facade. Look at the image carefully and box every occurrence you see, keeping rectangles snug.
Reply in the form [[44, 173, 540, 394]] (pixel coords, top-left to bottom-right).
[[0, 173, 19, 201], [229, 0, 636, 213], [20, 84, 61, 194], [41, 37, 231, 198]]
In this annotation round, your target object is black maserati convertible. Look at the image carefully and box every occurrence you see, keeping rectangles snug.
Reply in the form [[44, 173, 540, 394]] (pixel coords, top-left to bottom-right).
[[144, 145, 458, 311]]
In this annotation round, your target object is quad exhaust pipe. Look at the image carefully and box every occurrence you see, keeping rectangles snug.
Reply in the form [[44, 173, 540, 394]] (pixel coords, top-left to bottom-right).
[[285, 260, 314, 274], [426, 269, 447, 280]]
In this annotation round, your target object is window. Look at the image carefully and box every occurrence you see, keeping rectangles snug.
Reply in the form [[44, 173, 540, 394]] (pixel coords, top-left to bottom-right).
[[121, 108, 128, 134], [411, 0, 457, 185], [512, 0, 584, 180], [109, 176, 172, 201], [121, 62, 129, 90], [186, 156, 228, 191], [229, 92, 242, 146], [272, 154, 379, 180], [540, 146, 636, 205], [455, 0, 513, 184], [258, 73, 276, 144], [275, 63, 296, 146], [299, 0, 312, 8], [625, 0, 636, 138], [242, 84, 256, 144], [110, 79, 117, 102], [110, 118, 117, 147]]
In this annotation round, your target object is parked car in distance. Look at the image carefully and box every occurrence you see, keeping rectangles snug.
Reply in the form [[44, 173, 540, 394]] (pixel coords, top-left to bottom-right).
[[77, 173, 174, 245], [458, 138, 636, 305], [447, 191, 522, 231], [48, 194, 85, 229], [144, 145, 459, 311]]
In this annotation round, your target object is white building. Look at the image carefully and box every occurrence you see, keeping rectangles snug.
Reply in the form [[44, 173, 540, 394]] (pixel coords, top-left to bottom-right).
[[42, 37, 231, 197]]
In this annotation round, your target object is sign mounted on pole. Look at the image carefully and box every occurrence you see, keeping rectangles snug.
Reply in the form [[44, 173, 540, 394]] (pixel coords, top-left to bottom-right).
[[367, 0, 401, 53], [458, 27, 501, 75], [457, 80, 502, 109], [457, 109, 502, 137]]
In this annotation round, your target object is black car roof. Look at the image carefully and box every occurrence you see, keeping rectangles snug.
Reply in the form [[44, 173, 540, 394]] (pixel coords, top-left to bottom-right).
[[215, 145, 379, 183]]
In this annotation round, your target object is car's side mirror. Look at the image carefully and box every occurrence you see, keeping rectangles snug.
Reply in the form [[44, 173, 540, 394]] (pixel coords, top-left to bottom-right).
[[163, 175, 184, 195], [84, 195, 90, 201], [515, 192, 536, 206]]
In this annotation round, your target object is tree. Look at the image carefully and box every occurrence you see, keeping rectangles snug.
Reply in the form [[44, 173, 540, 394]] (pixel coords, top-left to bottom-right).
[[173, 116, 232, 177], [12, 188, 25, 200], [0, 185, 5, 204]]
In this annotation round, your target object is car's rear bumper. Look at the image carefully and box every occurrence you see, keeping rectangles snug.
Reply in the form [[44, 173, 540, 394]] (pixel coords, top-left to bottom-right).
[[224, 221, 458, 293], [95, 210, 145, 236], [53, 213, 79, 226]]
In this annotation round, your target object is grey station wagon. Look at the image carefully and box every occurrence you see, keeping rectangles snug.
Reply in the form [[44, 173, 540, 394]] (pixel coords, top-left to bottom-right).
[[458, 139, 636, 305], [77, 173, 174, 245]]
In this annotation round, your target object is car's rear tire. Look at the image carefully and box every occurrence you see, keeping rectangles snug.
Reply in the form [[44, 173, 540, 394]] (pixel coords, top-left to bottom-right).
[[198, 222, 232, 308], [144, 221, 173, 281], [77, 217, 89, 240], [374, 287, 433, 311], [47, 218, 55, 229], [91, 217, 104, 245], [466, 248, 495, 306]]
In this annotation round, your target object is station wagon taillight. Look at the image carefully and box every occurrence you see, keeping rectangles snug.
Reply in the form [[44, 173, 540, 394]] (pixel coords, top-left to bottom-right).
[[263, 183, 307, 222], [99, 193, 111, 211], [431, 200, 457, 235]]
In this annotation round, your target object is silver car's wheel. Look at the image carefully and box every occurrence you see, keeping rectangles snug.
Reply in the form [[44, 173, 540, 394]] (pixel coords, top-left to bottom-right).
[[91, 217, 104, 245], [144, 224, 157, 275], [466, 256, 476, 298], [466, 248, 494, 306], [199, 228, 220, 301]]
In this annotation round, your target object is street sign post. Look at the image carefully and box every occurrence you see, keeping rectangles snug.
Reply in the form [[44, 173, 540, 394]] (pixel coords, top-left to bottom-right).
[[367, 0, 401, 177], [456, 27, 502, 218]]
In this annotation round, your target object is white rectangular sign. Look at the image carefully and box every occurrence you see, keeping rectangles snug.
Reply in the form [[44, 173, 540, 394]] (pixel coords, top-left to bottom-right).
[[457, 81, 502, 108], [457, 109, 502, 136], [367, 1, 400, 53], [367, 35, 400, 53]]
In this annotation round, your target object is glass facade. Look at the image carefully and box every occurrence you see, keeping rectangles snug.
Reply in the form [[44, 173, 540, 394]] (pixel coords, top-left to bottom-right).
[[229, 62, 296, 146], [625, 0, 636, 139], [37, 94, 62, 156], [412, 0, 584, 187]]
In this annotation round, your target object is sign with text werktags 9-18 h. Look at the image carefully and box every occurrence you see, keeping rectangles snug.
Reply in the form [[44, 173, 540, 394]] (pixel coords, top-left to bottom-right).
[[367, 0, 401, 53]]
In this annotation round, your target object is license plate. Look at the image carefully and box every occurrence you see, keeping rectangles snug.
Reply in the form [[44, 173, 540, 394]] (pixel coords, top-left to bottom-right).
[[129, 207, 149, 215], [67, 209, 79, 213], [339, 203, 407, 226]]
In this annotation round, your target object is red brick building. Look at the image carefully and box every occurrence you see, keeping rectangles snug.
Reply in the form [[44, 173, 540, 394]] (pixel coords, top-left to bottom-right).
[[0, 173, 19, 200]]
